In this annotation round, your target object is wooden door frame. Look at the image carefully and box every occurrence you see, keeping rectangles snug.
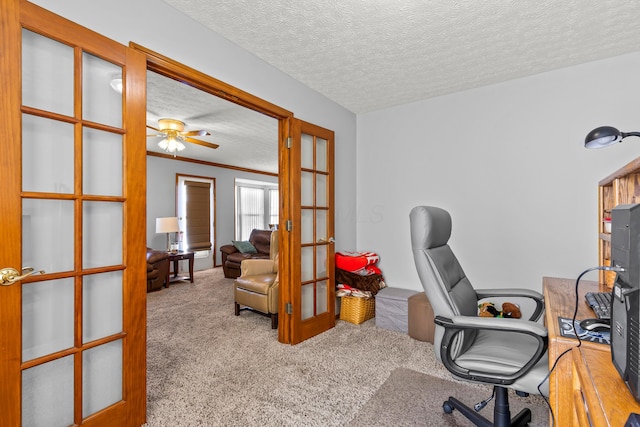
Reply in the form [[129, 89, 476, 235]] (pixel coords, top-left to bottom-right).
[[130, 44, 296, 343]]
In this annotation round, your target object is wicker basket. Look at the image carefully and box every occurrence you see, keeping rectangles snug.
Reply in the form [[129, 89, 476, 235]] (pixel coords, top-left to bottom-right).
[[339, 296, 375, 325]]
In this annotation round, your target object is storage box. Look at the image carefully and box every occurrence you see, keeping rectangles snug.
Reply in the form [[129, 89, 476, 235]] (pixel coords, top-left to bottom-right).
[[375, 287, 418, 332], [408, 292, 435, 343], [339, 296, 375, 325]]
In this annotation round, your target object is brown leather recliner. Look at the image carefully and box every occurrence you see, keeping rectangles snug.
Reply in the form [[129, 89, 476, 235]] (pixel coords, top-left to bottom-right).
[[147, 248, 169, 292], [234, 230, 279, 328], [220, 229, 272, 278]]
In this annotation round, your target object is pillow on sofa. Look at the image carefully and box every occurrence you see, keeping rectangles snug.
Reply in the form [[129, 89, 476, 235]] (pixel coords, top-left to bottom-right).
[[232, 240, 257, 254]]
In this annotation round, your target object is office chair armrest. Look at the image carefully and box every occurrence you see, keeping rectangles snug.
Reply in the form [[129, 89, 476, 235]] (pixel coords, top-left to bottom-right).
[[435, 314, 548, 385], [437, 315, 547, 337], [475, 288, 544, 322]]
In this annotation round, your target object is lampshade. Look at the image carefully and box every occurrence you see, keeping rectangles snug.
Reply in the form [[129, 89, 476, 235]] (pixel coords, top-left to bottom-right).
[[156, 217, 179, 233], [585, 126, 640, 149]]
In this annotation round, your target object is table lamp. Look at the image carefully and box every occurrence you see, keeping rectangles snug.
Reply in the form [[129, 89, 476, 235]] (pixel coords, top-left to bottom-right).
[[156, 217, 179, 251]]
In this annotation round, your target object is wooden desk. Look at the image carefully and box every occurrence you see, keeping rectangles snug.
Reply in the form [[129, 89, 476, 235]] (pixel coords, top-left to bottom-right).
[[544, 276, 640, 426]]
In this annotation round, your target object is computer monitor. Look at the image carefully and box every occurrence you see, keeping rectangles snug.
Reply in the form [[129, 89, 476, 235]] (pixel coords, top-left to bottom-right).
[[610, 203, 640, 401]]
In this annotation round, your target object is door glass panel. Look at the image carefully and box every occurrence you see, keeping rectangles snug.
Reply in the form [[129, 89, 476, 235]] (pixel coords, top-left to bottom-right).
[[22, 115, 74, 193], [301, 246, 314, 282], [301, 133, 313, 169], [83, 201, 123, 268], [22, 199, 74, 273], [301, 283, 314, 320], [82, 53, 122, 128], [22, 355, 74, 427], [316, 210, 327, 243], [83, 339, 123, 418], [301, 171, 313, 206], [22, 278, 74, 362], [83, 128, 123, 196], [316, 280, 328, 314], [316, 245, 327, 278], [83, 271, 123, 343], [301, 209, 313, 245], [22, 29, 74, 116], [316, 174, 327, 207], [316, 137, 327, 172]]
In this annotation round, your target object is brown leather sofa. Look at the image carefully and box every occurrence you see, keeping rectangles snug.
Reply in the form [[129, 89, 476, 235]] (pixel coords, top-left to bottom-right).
[[234, 230, 279, 328], [147, 248, 169, 292], [220, 229, 273, 278]]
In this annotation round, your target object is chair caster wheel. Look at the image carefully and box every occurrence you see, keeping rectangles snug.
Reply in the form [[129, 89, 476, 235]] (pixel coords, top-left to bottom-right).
[[443, 401, 454, 414]]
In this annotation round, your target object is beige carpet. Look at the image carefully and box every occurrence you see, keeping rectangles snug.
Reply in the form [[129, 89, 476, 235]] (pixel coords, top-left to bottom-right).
[[144, 267, 549, 426], [347, 368, 548, 427]]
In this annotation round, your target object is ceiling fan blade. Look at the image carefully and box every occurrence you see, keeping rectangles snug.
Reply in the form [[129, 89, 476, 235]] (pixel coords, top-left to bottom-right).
[[181, 130, 211, 137], [146, 134, 165, 138], [146, 125, 162, 132], [183, 137, 219, 149]]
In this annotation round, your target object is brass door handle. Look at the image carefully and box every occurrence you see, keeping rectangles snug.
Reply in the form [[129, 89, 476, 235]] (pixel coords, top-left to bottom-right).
[[0, 267, 45, 286]]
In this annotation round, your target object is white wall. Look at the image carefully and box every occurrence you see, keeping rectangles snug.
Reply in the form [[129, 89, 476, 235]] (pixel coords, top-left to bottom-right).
[[32, 0, 358, 253], [146, 156, 277, 271], [357, 52, 640, 293]]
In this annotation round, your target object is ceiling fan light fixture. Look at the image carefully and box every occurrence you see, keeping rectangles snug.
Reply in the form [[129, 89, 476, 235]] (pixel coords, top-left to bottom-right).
[[158, 137, 186, 153]]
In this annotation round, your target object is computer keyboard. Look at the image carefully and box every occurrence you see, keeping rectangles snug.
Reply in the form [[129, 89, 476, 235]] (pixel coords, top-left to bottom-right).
[[585, 291, 612, 320]]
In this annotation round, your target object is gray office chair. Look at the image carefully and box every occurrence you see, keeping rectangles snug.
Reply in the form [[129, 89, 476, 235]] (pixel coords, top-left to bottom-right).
[[409, 206, 549, 427]]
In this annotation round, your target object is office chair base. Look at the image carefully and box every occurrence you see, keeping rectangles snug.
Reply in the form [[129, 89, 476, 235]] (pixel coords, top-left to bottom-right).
[[443, 387, 532, 427]]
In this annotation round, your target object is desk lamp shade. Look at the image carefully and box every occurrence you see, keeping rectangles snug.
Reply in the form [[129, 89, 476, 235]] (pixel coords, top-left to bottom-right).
[[585, 126, 640, 149], [156, 217, 179, 251]]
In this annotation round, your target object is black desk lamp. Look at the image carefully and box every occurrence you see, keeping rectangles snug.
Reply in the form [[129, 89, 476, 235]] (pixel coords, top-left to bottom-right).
[[585, 126, 640, 149]]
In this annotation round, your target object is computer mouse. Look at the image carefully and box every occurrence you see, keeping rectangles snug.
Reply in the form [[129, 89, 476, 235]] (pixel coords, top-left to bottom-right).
[[579, 318, 611, 332]]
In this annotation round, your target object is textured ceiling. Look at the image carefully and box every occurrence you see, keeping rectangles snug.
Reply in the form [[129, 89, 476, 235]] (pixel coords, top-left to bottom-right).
[[147, 71, 279, 173], [163, 0, 640, 114]]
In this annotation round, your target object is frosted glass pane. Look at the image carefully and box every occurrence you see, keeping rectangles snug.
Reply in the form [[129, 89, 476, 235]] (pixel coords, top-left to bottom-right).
[[23, 355, 74, 427], [301, 172, 313, 206], [83, 202, 122, 268], [316, 138, 327, 172], [83, 128, 122, 196], [22, 115, 74, 193], [83, 271, 123, 343], [301, 209, 313, 245], [316, 280, 328, 314], [22, 29, 73, 116], [82, 53, 122, 128], [301, 133, 313, 169], [316, 174, 327, 207], [83, 340, 123, 418], [301, 246, 314, 282], [22, 199, 74, 273], [316, 245, 328, 278], [301, 283, 314, 320], [316, 210, 327, 243], [22, 278, 74, 362]]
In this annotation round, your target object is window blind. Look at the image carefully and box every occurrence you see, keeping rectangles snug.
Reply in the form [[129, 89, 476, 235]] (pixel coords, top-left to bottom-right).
[[184, 180, 212, 251]]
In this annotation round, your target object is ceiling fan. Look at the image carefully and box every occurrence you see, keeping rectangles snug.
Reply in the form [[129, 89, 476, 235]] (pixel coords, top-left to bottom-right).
[[147, 118, 219, 154]]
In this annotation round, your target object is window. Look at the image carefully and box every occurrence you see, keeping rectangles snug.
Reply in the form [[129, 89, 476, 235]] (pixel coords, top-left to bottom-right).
[[177, 175, 215, 253], [235, 179, 278, 240]]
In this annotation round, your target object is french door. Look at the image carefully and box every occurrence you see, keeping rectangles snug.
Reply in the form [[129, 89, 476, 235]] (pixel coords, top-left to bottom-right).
[[0, 1, 147, 426], [286, 119, 336, 344]]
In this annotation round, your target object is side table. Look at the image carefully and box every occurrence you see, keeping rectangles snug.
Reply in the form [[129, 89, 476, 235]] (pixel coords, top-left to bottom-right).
[[166, 251, 194, 286]]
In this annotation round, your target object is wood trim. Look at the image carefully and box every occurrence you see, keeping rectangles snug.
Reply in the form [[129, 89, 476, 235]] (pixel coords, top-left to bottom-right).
[[130, 43, 291, 120], [0, 0, 23, 422], [146, 151, 279, 178]]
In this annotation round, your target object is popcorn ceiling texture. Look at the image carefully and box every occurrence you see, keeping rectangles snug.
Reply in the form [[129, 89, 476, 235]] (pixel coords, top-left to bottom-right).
[[163, 0, 640, 113]]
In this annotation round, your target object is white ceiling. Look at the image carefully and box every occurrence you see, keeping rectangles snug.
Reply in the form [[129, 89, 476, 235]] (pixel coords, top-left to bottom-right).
[[146, 71, 279, 173], [163, 0, 640, 114]]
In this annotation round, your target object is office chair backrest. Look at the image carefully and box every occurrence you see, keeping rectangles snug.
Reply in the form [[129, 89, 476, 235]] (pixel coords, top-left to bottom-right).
[[410, 206, 479, 360]]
